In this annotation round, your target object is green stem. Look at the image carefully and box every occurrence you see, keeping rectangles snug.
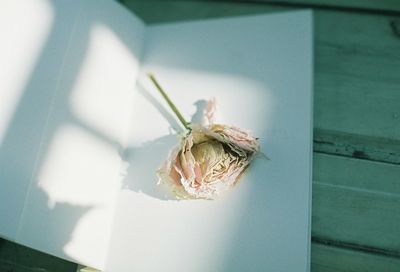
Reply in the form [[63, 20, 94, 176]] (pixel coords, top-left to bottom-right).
[[148, 74, 190, 130]]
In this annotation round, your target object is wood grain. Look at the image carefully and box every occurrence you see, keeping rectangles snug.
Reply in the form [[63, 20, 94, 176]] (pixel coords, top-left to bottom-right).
[[312, 243, 400, 272], [314, 129, 400, 165], [0, 238, 76, 272], [241, 0, 400, 13], [314, 153, 400, 194], [313, 154, 400, 256], [314, 11, 400, 141], [312, 181, 400, 254]]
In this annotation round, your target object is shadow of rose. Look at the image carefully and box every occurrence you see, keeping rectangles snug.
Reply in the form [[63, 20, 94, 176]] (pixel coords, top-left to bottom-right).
[[120, 83, 212, 200], [121, 134, 179, 201]]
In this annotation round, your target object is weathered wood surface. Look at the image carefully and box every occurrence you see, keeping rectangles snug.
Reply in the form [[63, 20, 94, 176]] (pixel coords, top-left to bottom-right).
[[313, 173, 400, 255], [0, 238, 76, 272], [315, 129, 400, 165], [314, 11, 400, 142], [122, 0, 400, 271], [314, 153, 400, 194], [245, 0, 400, 13], [312, 244, 400, 272]]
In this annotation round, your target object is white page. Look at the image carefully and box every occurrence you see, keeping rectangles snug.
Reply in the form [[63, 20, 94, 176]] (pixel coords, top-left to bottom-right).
[[0, 0, 81, 241], [106, 10, 313, 272], [0, 0, 144, 270], [0, 2, 312, 270]]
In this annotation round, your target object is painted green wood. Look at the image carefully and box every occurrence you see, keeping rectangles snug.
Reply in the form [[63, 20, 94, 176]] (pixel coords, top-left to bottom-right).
[[313, 153, 400, 255], [249, 0, 400, 13], [313, 155, 400, 255], [0, 260, 38, 272], [314, 11, 400, 141], [314, 129, 400, 165], [0, 238, 77, 272], [314, 153, 400, 194], [122, 0, 400, 15], [312, 181, 400, 253], [311, 243, 400, 272]]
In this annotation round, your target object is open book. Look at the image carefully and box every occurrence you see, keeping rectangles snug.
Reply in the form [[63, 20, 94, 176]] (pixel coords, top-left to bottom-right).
[[0, 1, 312, 271]]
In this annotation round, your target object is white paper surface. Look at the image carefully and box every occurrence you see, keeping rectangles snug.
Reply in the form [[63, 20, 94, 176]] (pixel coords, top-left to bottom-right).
[[0, 0, 74, 240], [0, 0, 144, 269], [0, 1, 312, 271], [106, 11, 313, 272]]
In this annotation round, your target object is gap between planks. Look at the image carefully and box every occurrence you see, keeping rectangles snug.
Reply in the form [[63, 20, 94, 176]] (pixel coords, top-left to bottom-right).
[[314, 129, 400, 165], [312, 236, 400, 259]]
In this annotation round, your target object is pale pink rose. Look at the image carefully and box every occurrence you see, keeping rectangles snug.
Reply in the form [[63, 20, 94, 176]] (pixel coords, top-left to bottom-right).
[[157, 100, 260, 199]]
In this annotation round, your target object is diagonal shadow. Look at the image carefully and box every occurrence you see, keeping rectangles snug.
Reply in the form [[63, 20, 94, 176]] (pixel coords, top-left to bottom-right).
[[0, 0, 92, 242], [0, 0, 145, 266]]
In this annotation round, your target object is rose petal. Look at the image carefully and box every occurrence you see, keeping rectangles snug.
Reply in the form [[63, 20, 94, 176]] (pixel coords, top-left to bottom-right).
[[204, 97, 216, 125], [158, 119, 260, 199]]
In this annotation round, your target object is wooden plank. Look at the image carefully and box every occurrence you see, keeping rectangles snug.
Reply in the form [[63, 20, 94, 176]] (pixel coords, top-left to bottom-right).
[[314, 11, 400, 142], [314, 153, 399, 263], [0, 260, 39, 272], [311, 243, 400, 272], [122, 0, 400, 14], [314, 129, 400, 165], [312, 181, 400, 253], [0, 238, 76, 272], [312, 153, 400, 254], [246, 0, 400, 13], [314, 153, 400, 194], [313, 154, 400, 252]]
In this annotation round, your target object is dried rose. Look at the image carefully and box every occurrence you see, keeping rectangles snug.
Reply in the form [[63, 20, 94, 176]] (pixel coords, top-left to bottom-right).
[[158, 123, 259, 199], [148, 75, 261, 200]]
